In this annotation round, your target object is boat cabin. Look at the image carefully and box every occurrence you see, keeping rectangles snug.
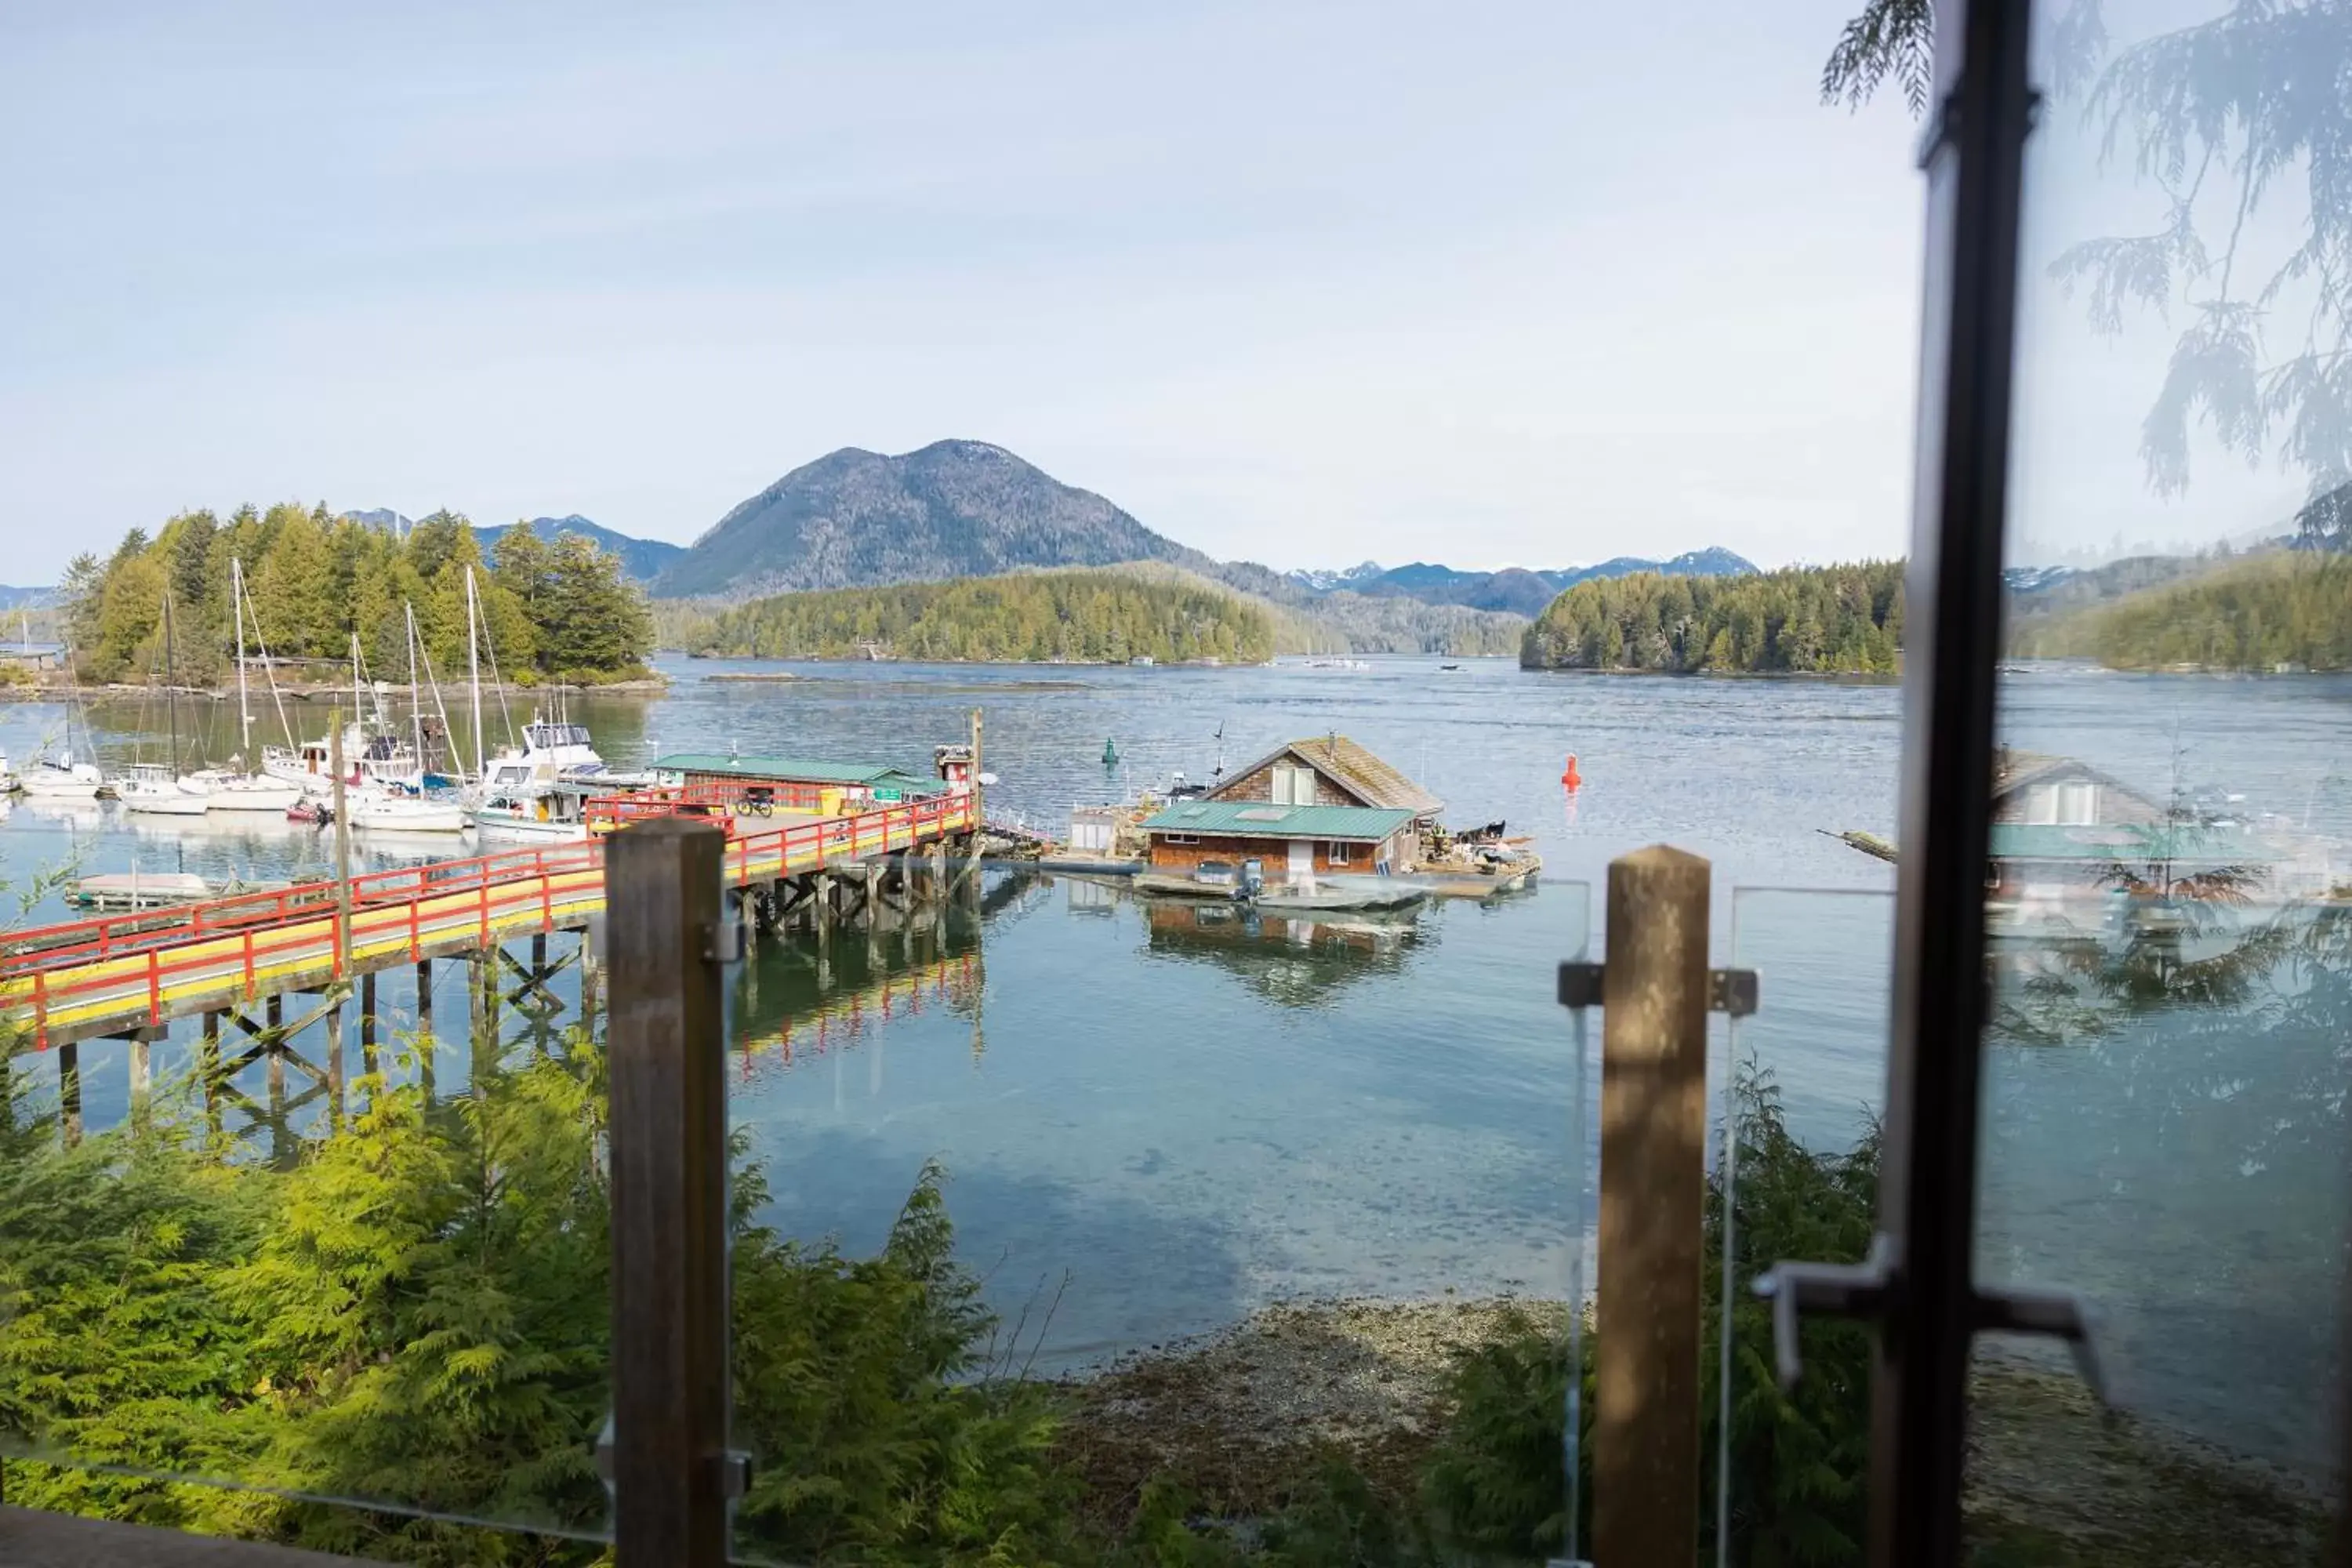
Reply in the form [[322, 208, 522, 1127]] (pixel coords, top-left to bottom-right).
[[1205, 735, 1444, 822], [1140, 801, 1417, 882]]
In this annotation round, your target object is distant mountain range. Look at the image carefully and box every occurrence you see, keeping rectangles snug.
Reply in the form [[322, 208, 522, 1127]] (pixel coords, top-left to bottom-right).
[[478, 515, 684, 584], [1288, 550, 1759, 615], [342, 508, 684, 584], [335, 445, 1760, 652]]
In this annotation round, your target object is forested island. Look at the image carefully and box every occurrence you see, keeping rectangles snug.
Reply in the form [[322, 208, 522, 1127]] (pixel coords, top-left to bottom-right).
[[60, 504, 655, 687], [1519, 561, 1905, 673], [670, 567, 1287, 664], [2013, 552, 2352, 670]]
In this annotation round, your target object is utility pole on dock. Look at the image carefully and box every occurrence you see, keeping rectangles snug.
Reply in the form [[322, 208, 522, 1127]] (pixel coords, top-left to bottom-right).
[[967, 707, 984, 875]]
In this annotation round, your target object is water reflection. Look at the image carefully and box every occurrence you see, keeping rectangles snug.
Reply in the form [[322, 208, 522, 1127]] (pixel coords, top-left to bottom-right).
[[1140, 895, 1424, 1007]]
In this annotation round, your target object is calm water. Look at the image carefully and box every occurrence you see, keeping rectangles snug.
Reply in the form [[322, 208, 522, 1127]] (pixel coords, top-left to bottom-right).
[[5, 655, 2348, 1468]]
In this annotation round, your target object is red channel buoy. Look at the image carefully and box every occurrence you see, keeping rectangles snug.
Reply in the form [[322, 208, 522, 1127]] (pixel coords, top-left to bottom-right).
[[1561, 753, 1582, 790]]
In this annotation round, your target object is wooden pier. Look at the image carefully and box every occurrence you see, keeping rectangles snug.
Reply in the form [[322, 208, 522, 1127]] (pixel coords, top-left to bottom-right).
[[2, 796, 981, 1147]]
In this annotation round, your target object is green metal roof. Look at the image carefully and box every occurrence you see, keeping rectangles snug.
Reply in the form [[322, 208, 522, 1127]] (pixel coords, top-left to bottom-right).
[[1142, 801, 1416, 841], [653, 753, 936, 789], [1990, 823, 2281, 865]]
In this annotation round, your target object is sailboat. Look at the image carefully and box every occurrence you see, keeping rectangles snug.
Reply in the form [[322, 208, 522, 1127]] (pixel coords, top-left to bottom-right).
[[20, 633, 103, 798], [115, 590, 209, 816], [191, 561, 302, 812], [345, 606, 466, 833], [264, 634, 423, 796]]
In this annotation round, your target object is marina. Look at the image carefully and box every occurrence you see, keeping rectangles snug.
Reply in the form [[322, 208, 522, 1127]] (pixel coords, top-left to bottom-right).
[[2, 655, 2347, 1488]]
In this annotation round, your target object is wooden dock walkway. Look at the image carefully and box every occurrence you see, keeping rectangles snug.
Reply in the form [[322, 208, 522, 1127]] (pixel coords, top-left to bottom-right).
[[2, 795, 978, 1052]]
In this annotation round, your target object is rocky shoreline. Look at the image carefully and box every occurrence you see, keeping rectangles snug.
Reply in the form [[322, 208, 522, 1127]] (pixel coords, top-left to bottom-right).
[[1054, 1295, 2328, 1561]]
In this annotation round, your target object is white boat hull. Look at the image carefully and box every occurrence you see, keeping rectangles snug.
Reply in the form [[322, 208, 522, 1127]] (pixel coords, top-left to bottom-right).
[[119, 786, 209, 816], [350, 798, 468, 833], [19, 769, 100, 800], [470, 813, 588, 842], [204, 779, 305, 812]]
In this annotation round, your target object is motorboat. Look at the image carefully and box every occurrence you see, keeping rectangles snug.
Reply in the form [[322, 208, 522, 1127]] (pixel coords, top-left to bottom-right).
[[470, 782, 591, 842], [0, 751, 16, 793], [116, 763, 208, 816]]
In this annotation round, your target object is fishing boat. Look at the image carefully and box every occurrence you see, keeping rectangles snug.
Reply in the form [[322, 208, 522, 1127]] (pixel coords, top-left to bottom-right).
[[469, 781, 591, 841]]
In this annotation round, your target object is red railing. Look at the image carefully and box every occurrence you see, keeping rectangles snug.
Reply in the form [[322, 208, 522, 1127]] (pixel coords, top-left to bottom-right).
[[0, 796, 973, 1043]]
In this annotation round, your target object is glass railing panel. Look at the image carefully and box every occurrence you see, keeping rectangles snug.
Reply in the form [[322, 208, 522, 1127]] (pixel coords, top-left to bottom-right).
[[725, 865, 1592, 1566], [1718, 886, 1895, 1567], [1970, 0, 2350, 1555]]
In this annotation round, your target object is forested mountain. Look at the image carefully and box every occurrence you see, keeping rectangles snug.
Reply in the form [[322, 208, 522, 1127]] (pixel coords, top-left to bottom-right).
[[2016, 552, 2352, 670], [1522, 561, 1904, 673], [477, 516, 684, 584], [653, 441, 1191, 599], [676, 567, 1284, 664], [61, 503, 655, 685]]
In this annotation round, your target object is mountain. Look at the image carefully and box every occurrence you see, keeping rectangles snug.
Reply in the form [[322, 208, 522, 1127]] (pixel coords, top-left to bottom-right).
[[0, 585, 56, 610], [1306, 548, 1762, 615], [474, 515, 684, 584], [339, 507, 412, 532], [652, 441, 1189, 600], [1286, 561, 1386, 593]]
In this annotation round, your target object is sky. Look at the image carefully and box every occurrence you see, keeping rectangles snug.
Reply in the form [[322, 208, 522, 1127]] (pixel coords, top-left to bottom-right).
[[0, 0, 2311, 581]]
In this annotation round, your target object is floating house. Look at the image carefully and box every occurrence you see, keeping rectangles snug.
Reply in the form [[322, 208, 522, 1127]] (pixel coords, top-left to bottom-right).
[[1204, 734, 1445, 822], [1139, 800, 1419, 880], [1992, 748, 2165, 829]]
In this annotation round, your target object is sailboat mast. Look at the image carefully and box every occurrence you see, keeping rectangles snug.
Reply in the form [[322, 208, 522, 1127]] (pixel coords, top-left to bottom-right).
[[233, 560, 252, 775], [466, 568, 485, 780], [162, 586, 180, 775], [350, 631, 363, 785], [405, 604, 426, 781]]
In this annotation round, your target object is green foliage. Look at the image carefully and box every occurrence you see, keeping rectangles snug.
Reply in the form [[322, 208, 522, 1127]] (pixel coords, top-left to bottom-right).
[[60, 507, 653, 684], [2021, 551, 2352, 670], [699, 568, 1279, 665], [1521, 562, 1906, 674]]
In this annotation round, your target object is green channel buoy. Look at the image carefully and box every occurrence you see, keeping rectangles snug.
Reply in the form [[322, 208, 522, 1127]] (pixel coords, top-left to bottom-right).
[[1102, 739, 1119, 767]]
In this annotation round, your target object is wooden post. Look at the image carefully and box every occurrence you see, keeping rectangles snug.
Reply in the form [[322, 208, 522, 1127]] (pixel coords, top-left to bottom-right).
[[325, 998, 345, 1127], [967, 707, 984, 873], [360, 971, 379, 1080], [1594, 844, 1711, 1568], [415, 960, 436, 1102], [331, 711, 351, 977], [201, 1011, 223, 1138], [605, 819, 730, 1567], [57, 1041, 80, 1149], [579, 926, 601, 1032]]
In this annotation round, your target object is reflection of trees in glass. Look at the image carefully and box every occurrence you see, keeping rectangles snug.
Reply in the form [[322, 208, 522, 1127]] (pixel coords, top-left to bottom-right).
[[1828, 0, 2352, 516]]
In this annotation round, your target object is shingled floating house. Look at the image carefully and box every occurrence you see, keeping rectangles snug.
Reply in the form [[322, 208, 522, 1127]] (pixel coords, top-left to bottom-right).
[[1139, 735, 1439, 882]]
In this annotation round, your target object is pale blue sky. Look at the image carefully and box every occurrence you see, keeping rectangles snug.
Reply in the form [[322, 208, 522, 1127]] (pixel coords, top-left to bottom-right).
[[2, 1, 2294, 580]]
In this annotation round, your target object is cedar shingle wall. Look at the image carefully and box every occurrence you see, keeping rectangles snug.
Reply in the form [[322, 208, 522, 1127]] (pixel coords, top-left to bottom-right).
[[1218, 759, 1360, 809]]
